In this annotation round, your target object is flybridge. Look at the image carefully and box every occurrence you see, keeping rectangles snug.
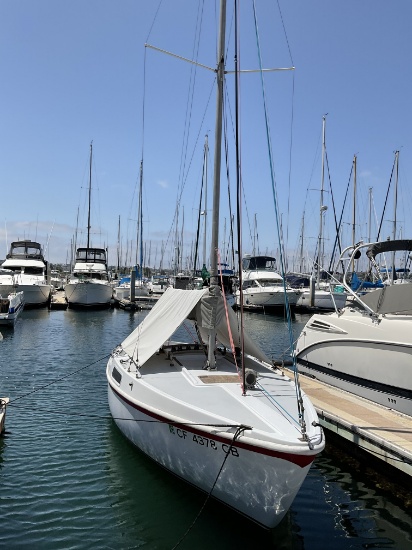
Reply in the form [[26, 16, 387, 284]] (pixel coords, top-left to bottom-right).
[[7, 240, 44, 260], [75, 248, 107, 264]]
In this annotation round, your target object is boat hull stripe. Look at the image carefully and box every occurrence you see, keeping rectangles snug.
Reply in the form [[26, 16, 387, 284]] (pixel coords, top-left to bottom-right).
[[108, 381, 316, 468]]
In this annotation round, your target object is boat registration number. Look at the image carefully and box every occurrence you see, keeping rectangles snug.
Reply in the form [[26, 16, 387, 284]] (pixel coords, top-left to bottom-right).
[[168, 425, 239, 457]]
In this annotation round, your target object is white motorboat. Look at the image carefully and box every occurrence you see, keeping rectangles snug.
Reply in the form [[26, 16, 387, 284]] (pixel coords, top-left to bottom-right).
[[295, 239, 412, 416], [0, 241, 52, 306], [112, 282, 151, 303], [0, 290, 24, 327], [0, 397, 9, 435], [65, 247, 112, 308], [107, 1, 324, 530], [235, 255, 300, 310], [112, 271, 151, 304], [294, 279, 348, 311], [65, 143, 113, 308], [149, 275, 172, 296]]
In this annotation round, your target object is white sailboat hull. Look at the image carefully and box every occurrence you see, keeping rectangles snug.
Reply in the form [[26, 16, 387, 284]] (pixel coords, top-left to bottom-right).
[[107, 340, 323, 529]]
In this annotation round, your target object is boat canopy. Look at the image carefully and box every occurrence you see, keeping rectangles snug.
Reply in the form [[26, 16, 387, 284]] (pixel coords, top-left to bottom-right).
[[242, 255, 276, 271], [76, 248, 107, 263], [366, 239, 412, 260], [7, 240, 44, 260], [121, 287, 270, 367]]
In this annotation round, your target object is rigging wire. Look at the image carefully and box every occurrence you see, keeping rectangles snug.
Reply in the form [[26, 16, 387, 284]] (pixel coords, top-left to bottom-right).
[[7, 354, 110, 405], [177, 0, 205, 203], [252, 0, 307, 438], [328, 161, 353, 274], [275, 0, 296, 263], [376, 154, 397, 241]]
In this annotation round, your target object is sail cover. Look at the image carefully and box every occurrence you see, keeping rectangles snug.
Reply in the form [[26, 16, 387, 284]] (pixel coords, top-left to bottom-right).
[[121, 287, 270, 367], [193, 294, 269, 364], [121, 287, 208, 366]]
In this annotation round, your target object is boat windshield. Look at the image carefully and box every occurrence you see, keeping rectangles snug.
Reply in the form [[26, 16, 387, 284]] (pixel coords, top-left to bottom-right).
[[8, 241, 43, 259], [73, 272, 108, 281], [24, 267, 44, 275], [258, 279, 283, 287], [76, 248, 107, 263], [242, 256, 277, 270]]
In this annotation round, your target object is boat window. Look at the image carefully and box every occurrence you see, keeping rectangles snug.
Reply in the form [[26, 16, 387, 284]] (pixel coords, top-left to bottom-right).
[[112, 367, 122, 384], [243, 256, 277, 270], [24, 267, 44, 275], [12, 245, 27, 255], [26, 245, 41, 255], [76, 248, 107, 263], [259, 279, 282, 287]]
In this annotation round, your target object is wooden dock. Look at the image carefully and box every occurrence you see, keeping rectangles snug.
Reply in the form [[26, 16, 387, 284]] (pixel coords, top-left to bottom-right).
[[284, 368, 412, 479], [49, 290, 68, 310]]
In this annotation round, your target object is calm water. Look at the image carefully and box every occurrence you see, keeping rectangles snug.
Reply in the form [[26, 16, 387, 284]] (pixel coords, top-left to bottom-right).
[[0, 307, 411, 549]]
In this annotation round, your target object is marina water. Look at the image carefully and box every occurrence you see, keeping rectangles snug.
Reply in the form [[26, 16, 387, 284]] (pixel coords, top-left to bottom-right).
[[0, 307, 411, 549]]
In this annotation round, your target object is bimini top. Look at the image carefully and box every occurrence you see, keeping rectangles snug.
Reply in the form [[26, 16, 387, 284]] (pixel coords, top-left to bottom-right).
[[7, 240, 44, 260], [242, 255, 276, 271], [75, 248, 107, 264], [366, 239, 412, 261], [121, 287, 270, 368]]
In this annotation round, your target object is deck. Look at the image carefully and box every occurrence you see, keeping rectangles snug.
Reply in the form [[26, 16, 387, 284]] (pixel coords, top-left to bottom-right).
[[285, 368, 412, 478]]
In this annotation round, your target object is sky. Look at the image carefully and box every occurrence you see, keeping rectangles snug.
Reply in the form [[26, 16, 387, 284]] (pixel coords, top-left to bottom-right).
[[1, 0, 412, 272]]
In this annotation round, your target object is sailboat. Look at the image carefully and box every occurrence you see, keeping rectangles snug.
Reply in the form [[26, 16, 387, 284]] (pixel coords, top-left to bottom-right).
[[112, 162, 152, 304], [295, 116, 347, 312], [106, 1, 324, 529], [65, 143, 113, 308]]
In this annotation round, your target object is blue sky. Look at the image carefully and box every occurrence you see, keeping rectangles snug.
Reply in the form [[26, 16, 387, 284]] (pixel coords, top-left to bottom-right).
[[1, 1, 411, 272]]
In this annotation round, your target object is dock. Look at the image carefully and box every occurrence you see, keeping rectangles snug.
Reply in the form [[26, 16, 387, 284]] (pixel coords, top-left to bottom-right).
[[284, 368, 412, 479], [49, 290, 68, 310], [115, 295, 159, 311]]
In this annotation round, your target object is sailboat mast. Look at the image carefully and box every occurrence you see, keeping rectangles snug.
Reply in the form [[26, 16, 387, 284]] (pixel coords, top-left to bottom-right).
[[205, 0, 226, 371], [299, 213, 305, 274], [87, 141, 93, 251], [351, 154, 357, 273], [352, 155, 357, 250], [139, 159, 144, 282], [392, 150, 399, 282], [209, 0, 226, 291], [368, 187, 372, 243], [203, 135, 209, 267], [317, 116, 326, 288], [117, 215, 121, 272]]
